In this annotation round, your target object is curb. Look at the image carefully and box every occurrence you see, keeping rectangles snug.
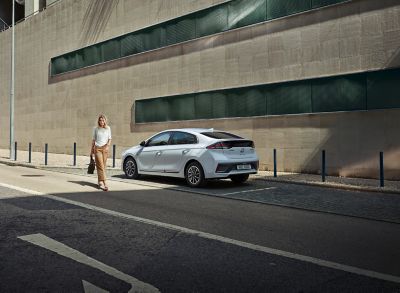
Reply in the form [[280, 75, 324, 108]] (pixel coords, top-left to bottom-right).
[[253, 177, 400, 195], [1, 159, 399, 195]]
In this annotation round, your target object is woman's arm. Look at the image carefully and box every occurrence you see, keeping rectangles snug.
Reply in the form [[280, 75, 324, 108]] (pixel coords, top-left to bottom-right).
[[91, 139, 95, 155]]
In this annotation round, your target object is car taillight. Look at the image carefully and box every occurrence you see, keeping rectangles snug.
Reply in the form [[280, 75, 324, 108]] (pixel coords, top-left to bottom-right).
[[206, 142, 231, 149]]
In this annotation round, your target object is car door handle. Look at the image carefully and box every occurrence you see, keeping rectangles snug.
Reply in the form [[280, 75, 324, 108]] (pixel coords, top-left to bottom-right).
[[182, 149, 190, 154], [156, 151, 162, 156]]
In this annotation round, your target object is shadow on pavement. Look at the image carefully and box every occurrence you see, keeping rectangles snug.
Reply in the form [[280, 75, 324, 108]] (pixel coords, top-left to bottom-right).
[[68, 181, 99, 189]]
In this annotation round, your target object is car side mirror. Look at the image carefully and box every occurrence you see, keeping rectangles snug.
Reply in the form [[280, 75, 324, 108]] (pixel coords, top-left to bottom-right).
[[140, 141, 146, 147]]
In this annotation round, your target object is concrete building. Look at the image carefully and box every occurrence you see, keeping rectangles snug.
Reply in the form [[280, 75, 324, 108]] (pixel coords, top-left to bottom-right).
[[0, 0, 399, 179]]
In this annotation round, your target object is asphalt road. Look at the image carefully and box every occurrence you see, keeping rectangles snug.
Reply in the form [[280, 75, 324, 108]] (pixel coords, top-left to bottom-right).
[[0, 163, 399, 292]]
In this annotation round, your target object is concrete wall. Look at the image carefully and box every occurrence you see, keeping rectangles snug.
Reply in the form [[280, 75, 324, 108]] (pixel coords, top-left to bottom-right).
[[0, 0, 399, 179]]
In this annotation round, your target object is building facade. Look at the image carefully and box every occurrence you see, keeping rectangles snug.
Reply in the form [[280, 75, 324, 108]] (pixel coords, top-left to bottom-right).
[[0, 0, 399, 179]]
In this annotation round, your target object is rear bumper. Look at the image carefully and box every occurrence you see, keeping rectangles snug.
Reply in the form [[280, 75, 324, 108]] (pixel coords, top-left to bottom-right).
[[204, 160, 259, 179]]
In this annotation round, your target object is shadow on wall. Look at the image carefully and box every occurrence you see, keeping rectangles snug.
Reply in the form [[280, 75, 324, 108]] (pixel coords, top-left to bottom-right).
[[386, 47, 400, 69], [79, 0, 119, 47]]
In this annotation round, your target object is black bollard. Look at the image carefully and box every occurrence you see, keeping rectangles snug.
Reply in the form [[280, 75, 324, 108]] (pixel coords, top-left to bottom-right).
[[14, 141, 17, 161], [273, 149, 277, 178], [28, 142, 32, 163], [73, 142, 76, 166], [113, 144, 116, 168], [45, 143, 48, 165], [380, 152, 384, 188], [322, 150, 326, 182]]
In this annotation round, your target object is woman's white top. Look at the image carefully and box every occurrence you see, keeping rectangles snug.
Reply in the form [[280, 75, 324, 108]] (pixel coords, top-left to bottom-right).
[[93, 126, 112, 147]]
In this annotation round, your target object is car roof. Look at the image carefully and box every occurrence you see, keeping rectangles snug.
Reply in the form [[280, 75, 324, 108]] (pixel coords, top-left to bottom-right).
[[162, 128, 217, 134]]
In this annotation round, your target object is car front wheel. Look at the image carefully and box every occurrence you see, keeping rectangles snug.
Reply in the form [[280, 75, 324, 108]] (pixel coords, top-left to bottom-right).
[[123, 157, 140, 179], [230, 174, 249, 184], [185, 161, 205, 187]]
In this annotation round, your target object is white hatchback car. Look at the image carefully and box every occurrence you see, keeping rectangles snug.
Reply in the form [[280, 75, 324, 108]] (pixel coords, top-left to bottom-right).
[[121, 128, 259, 187]]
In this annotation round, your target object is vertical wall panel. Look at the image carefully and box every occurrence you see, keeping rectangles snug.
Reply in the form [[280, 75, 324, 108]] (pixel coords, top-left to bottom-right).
[[196, 4, 228, 38], [312, 75, 366, 113], [195, 93, 214, 119], [121, 33, 144, 57], [101, 39, 121, 62], [367, 69, 400, 110], [267, 0, 311, 20], [266, 81, 312, 115], [169, 95, 195, 121]]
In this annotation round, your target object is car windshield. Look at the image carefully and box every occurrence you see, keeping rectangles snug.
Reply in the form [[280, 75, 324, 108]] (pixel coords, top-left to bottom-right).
[[201, 132, 243, 139]]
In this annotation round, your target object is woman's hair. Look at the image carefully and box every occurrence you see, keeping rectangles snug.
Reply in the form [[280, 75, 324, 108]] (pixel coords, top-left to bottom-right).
[[97, 114, 108, 128]]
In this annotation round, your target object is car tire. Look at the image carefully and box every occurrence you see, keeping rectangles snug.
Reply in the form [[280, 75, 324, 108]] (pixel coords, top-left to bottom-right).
[[230, 174, 249, 184], [185, 161, 206, 187], [123, 157, 140, 179]]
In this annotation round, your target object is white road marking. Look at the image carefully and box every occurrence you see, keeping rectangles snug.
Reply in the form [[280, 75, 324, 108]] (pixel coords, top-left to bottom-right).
[[0, 182, 42, 197], [2, 182, 400, 284], [18, 233, 160, 293], [221, 187, 276, 196]]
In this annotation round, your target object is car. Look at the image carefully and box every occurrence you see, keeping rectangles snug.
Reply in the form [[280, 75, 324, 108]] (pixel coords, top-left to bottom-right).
[[121, 128, 259, 187]]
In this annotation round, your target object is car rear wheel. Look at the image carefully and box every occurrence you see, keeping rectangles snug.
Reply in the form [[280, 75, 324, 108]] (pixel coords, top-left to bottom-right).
[[230, 174, 249, 184], [124, 157, 140, 179], [185, 161, 205, 187]]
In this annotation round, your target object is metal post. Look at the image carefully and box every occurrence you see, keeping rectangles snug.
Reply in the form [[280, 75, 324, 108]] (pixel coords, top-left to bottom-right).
[[322, 150, 326, 182], [9, 0, 15, 159], [28, 142, 31, 163], [45, 143, 48, 165], [113, 144, 116, 168], [73, 142, 76, 166], [273, 149, 277, 178], [380, 152, 384, 188], [14, 141, 17, 161]]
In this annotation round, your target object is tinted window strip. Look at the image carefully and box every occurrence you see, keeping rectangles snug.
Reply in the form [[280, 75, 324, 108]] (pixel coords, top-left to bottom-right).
[[134, 68, 400, 123], [50, 0, 348, 76]]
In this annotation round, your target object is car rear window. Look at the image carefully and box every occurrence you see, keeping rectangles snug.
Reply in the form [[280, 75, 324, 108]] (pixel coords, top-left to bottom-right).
[[201, 132, 243, 139]]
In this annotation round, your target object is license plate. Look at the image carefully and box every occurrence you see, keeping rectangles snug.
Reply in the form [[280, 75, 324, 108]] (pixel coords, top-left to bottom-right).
[[237, 164, 251, 170]]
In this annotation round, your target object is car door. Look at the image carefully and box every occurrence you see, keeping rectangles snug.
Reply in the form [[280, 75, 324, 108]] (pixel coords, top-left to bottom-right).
[[137, 132, 171, 172], [160, 131, 198, 173]]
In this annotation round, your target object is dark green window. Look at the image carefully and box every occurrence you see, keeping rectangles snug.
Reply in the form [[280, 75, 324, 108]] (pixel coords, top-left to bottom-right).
[[165, 17, 196, 45], [267, 0, 311, 20], [367, 69, 400, 110], [226, 87, 266, 117], [312, 74, 366, 112], [312, 0, 347, 9], [195, 93, 214, 119], [135, 69, 400, 123], [135, 98, 169, 123], [228, 0, 267, 30], [121, 33, 144, 57], [101, 39, 121, 62], [267, 81, 312, 115], [196, 5, 228, 38], [169, 95, 196, 121]]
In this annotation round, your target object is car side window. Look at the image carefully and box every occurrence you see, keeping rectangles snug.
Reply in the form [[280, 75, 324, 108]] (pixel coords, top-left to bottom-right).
[[147, 132, 171, 147], [170, 132, 197, 145]]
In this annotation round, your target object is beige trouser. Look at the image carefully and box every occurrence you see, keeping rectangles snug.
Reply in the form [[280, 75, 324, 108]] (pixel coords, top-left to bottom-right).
[[94, 145, 108, 183]]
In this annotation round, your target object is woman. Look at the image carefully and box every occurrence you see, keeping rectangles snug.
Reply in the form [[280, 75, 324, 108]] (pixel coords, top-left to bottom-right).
[[91, 114, 112, 191]]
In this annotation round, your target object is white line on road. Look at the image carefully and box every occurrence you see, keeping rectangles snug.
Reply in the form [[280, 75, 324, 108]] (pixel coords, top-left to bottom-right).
[[18, 233, 160, 293], [221, 187, 276, 196], [2, 182, 400, 284]]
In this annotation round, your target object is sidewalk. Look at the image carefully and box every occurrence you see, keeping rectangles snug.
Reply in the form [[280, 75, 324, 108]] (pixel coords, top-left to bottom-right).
[[1, 148, 399, 195]]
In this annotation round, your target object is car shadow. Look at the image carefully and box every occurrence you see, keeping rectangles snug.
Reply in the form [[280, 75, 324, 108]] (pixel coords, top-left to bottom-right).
[[111, 174, 252, 190]]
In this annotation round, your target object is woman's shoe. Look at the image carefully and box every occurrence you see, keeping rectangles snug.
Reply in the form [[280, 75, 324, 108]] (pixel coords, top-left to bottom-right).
[[104, 186, 108, 192]]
